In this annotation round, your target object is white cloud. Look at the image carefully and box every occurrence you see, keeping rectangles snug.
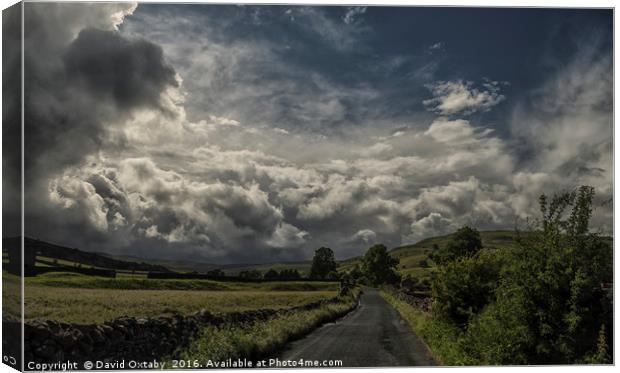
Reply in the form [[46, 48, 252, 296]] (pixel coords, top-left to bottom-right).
[[48, 175, 109, 231], [423, 80, 505, 115], [350, 229, 377, 244], [365, 142, 393, 156], [429, 42, 443, 50], [424, 118, 476, 143], [343, 6, 367, 24], [405, 212, 453, 243]]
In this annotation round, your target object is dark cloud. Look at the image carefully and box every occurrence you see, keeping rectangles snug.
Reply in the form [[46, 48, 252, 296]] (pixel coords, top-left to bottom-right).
[[2, 3, 23, 237], [20, 3, 180, 251], [64, 28, 178, 112]]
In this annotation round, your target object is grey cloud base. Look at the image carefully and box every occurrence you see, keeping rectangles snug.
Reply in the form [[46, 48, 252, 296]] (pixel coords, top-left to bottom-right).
[[18, 3, 613, 264]]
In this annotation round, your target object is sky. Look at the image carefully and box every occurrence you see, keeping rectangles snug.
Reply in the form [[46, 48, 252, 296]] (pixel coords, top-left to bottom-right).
[[9, 2, 613, 263]]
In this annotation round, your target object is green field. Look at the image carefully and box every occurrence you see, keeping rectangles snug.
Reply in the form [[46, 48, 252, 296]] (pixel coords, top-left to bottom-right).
[[2, 272, 20, 318], [24, 286, 336, 324], [3, 272, 340, 324], [23, 271, 338, 291]]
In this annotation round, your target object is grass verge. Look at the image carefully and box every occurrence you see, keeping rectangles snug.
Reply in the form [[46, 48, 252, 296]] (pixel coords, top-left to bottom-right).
[[380, 290, 472, 366], [174, 290, 360, 364]]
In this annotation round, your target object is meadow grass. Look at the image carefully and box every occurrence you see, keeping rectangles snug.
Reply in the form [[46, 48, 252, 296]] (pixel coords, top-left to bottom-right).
[[2, 272, 21, 318], [175, 291, 359, 363], [0, 271, 339, 323], [380, 290, 472, 366], [23, 271, 338, 292], [24, 285, 338, 324]]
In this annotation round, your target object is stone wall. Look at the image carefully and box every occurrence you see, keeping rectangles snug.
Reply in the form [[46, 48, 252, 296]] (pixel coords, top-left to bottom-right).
[[20, 297, 342, 365], [383, 285, 432, 312]]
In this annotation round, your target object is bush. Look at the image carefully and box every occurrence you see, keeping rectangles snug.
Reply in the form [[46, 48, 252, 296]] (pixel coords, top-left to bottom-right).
[[422, 186, 613, 365], [431, 250, 502, 326], [433, 226, 482, 265], [444, 186, 613, 364], [400, 275, 419, 291]]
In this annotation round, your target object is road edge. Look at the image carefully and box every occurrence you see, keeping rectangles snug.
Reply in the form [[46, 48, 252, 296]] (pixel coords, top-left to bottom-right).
[[379, 289, 442, 365]]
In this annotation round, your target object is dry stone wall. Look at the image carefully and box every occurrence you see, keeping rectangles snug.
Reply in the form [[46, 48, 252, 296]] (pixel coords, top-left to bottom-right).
[[18, 297, 341, 365]]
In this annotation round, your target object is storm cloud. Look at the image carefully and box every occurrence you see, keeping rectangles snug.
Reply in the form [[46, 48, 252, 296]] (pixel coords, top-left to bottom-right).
[[19, 3, 613, 263]]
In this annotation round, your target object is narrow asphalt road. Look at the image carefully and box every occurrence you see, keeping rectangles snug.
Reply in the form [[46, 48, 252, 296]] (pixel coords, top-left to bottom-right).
[[277, 288, 436, 367]]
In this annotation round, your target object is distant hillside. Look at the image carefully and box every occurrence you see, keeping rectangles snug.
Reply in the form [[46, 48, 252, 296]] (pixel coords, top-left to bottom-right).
[[3, 237, 173, 273], [339, 230, 612, 278], [98, 253, 312, 276], [95, 253, 222, 274], [338, 230, 527, 278], [222, 261, 312, 276]]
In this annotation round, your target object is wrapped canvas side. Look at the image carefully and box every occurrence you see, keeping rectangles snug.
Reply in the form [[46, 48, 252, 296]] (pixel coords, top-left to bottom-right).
[[2, 1, 23, 372]]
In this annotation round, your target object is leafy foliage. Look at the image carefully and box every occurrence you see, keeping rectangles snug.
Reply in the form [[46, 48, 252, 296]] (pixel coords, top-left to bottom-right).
[[429, 186, 613, 365], [361, 244, 400, 285], [279, 269, 301, 280], [206, 269, 225, 277], [432, 250, 503, 326], [263, 269, 279, 280], [432, 226, 482, 265], [310, 247, 337, 279], [238, 270, 262, 280]]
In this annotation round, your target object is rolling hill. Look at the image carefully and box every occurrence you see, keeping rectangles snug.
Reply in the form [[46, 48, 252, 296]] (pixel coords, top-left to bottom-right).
[[3, 237, 173, 273], [338, 230, 525, 278]]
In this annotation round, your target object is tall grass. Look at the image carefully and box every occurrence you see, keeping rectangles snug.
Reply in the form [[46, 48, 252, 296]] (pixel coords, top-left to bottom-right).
[[176, 291, 359, 363], [380, 291, 474, 366]]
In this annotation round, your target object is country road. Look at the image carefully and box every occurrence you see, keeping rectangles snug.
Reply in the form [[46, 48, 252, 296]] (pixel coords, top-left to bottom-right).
[[277, 288, 436, 367]]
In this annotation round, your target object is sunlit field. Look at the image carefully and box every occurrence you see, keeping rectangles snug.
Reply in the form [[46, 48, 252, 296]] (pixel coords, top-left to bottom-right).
[[8, 272, 339, 324]]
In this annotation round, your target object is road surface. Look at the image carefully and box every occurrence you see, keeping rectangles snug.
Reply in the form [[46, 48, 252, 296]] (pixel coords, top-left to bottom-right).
[[277, 288, 436, 367]]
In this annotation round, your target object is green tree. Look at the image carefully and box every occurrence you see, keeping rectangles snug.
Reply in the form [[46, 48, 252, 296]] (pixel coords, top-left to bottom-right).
[[279, 269, 301, 280], [361, 244, 400, 285], [434, 226, 483, 265], [263, 269, 279, 280], [206, 269, 225, 277], [310, 247, 337, 279], [238, 269, 261, 280]]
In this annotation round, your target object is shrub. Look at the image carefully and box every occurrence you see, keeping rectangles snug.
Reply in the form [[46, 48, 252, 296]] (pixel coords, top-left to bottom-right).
[[460, 186, 612, 364], [433, 226, 482, 265], [431, 250, 502, 326]]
